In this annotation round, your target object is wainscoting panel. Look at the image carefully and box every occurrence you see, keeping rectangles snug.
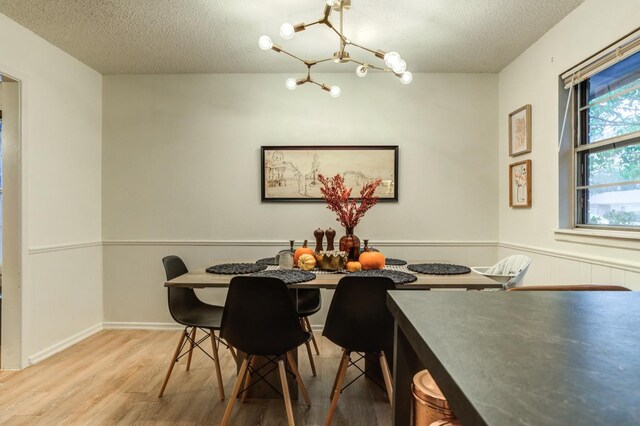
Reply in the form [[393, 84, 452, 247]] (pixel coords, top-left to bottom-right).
[[103, 240, 498, 327], [498, 243, 640, 290], [24, 244, 103, 365]]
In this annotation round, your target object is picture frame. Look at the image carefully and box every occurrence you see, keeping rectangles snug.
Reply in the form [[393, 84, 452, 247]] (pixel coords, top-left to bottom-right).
[[508, 104, 532, 156], [509, 159, 532, 208], [261, 145, 398, 202]]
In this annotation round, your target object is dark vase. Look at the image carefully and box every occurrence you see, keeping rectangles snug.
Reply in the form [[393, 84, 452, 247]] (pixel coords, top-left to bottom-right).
[[339, 227, 361, 261]]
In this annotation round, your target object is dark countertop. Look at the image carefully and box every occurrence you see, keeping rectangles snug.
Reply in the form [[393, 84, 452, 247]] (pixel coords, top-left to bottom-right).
[[387, 291, 640, 426]]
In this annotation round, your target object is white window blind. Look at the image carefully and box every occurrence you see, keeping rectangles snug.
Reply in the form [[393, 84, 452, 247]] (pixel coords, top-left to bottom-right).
[[562, 27, 640, 88]]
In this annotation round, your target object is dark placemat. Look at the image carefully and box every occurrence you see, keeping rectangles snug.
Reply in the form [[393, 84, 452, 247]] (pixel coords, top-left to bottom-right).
[[347, 269, 417, 284], [408, 263, 471, 275], [250, 269, 316, 284], [206, 263, 267, 275], [385, 258, 407, 266], [256, 257, 277, 266]]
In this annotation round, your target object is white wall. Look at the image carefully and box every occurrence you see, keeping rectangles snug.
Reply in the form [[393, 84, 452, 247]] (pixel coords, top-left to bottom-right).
[[498, 0, 640, 288], [102, 73, 499, 326], [0, 13, 103, 367]]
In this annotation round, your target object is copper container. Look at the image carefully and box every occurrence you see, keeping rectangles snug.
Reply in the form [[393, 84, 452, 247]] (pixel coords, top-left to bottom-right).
[[429, 421, 461, 426], [412, 370, 457, 425]]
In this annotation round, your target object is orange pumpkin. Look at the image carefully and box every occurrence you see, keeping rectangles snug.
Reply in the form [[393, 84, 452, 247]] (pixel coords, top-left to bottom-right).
[[294, 240, 314, 266], [359, 251, 385, 270], [346, 261, 362, 272]]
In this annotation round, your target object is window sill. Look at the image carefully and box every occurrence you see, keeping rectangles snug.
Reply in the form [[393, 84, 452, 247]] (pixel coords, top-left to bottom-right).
[[554, 228, 640, 250]]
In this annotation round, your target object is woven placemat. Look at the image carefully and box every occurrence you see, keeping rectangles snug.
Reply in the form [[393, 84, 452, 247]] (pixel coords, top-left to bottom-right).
[[385, 258, 407, 266], [256, 257, 277, 266], [250, 269, 316, 284], [407, 263, 471, 275], [347, 270, 417, 284], [206, 263, 267, 275]]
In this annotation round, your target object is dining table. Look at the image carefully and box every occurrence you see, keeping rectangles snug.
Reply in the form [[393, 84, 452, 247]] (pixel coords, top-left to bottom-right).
[[165, 262, 502, 400], [165, 264, 503, 290]]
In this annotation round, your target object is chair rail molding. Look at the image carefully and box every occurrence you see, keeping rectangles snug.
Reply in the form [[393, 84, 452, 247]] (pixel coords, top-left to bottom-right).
[[102, 239, 499, 247], [28, 241, 102, 254]]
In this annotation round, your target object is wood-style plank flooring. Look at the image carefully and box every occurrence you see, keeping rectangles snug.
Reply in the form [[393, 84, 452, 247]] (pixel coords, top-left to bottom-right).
[[0, 330, 392, 425]]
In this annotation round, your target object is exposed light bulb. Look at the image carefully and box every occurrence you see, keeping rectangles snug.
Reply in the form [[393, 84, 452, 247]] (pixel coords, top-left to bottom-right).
[[258, 35, 273, 51], [384, 51, 401, 68], [285, 78, 297, 90], [400, 71, 413, 85], [330, 86, 341, 98], [393, 59, 407, 74], [356, 65, 368, 78], [326, 0, 338, 6], [280, 23, 295, 40]]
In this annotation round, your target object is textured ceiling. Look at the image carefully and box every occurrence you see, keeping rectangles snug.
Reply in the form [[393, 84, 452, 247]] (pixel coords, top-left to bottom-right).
[[0, 0, 585, 74]]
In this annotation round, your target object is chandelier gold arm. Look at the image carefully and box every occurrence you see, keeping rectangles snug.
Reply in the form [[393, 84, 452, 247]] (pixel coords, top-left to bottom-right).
[[349, 59, 386, 72], [262, 0, 412, 94]]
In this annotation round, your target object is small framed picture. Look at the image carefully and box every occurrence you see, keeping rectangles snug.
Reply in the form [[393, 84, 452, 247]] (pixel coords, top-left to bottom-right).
[[509, 105, 532, 156], [509, 160, 531, 208]]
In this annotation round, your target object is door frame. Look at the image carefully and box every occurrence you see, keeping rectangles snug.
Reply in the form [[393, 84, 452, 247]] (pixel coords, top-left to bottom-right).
[[0, 72, 23, 370]]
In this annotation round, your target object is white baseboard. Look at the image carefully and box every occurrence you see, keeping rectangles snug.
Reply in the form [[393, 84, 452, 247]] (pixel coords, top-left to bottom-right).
[[28, 323, 103, 365], [103, 321, 326, 331], [103, 321, 183, 330]]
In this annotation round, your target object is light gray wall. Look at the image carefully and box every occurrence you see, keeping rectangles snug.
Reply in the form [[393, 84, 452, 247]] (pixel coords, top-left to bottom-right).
[[0, 12, 103, 367], [497, 0, 640, 287], [102, 73, 499, 326]]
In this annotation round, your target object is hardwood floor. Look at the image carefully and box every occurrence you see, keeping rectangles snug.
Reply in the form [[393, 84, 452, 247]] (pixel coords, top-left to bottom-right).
[[0, 330, 392, 425]]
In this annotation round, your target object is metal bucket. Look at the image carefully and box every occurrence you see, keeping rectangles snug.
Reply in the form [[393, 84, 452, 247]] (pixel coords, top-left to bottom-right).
[[412, 370, 457, 425]]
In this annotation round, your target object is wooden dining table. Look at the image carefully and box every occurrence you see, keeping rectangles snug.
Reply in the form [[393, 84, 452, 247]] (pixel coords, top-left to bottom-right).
[[164, 263, 502, 400], [165, 265, 503, 290]]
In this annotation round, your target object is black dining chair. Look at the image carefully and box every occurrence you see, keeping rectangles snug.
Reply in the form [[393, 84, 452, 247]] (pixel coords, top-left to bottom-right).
[[158, 255, 237, 400], [323, 276, 396, 425], [295, 288, 321, 376], [220, 276, 312, 426]]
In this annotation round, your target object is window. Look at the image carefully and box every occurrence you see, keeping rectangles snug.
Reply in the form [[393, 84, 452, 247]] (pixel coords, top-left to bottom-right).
[[573, 49, 640, 230]]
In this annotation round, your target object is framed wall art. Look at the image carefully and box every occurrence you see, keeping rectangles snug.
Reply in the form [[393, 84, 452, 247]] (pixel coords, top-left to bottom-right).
[[509, 104, 532, 156], [509, 159, 532, 208], [261, 145, 398, 202]]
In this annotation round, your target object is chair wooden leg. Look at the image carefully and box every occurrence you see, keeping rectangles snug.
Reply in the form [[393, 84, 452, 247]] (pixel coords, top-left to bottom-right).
[[228, 344, 238, 365], [209, 329, 225, 401], [304, 317, 320, 355], [185, 327, 197, 371], [304, 340, 317, 377], [287, 351, 311, 407], [379, 351, 394, 404], [278, 358, 296, 426], [158, 328, 188, 397], [220, 357, 250, 426], [241, 356, 255, 403], [330, 349, 350, 400], [326, 350, 350, 426]]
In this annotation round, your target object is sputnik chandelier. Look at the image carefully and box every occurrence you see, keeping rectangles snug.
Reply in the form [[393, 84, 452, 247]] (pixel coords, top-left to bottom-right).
[[258, 0, 413, 97]]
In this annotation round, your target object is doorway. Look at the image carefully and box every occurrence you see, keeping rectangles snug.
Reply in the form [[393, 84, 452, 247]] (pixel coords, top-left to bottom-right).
[[0, 73, 22, 370]]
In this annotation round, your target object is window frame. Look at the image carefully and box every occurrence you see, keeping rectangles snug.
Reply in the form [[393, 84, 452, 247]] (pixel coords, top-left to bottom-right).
[[572, 67, 640, 232]]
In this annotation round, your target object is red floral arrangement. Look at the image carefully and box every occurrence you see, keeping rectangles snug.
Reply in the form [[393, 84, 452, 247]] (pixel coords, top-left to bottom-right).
[[317, 174, 382, 230]]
